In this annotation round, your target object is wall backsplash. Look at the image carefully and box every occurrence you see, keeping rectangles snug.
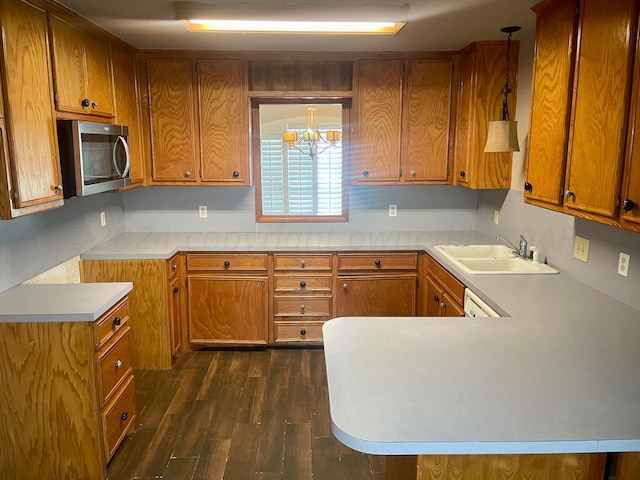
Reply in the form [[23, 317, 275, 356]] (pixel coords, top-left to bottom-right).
[[122, 185, 479, 234], [0, 193, 125, 293], [477, 189, 640, 311]]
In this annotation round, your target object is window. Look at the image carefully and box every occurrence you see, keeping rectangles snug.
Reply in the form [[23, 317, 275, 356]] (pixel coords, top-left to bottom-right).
[[252, 100, 349, 222]]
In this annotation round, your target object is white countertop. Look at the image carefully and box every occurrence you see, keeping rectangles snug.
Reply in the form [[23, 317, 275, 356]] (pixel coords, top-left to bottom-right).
[[0, 283, 132, 323]]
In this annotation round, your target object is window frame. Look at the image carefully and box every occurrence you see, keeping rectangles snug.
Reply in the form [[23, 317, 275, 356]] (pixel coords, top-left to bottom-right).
[[251, 97, 351, 223]]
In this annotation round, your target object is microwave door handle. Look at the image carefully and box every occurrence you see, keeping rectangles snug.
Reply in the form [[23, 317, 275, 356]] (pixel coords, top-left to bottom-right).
[[113, 135, 130, 178]]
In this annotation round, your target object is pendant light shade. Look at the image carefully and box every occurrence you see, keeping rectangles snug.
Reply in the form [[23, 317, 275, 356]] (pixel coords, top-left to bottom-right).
[[484, 26, 521, 153], [485, 120, 519, 152]]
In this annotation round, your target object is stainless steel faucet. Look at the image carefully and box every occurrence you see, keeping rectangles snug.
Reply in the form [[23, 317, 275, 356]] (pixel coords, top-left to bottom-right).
[[496, 235, 529, 259]]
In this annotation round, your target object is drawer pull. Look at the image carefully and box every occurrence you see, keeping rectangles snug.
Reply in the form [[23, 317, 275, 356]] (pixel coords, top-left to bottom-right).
[[173, 287, 179, 294], [433, 295, 439, 302], [374, 259, 381, 266], [300, 329, 307, 336], [115, 359, 122, 369], [172, 264, 177, 271], [300, 260, 306, 268], [300, 281, 306, 288], [120, 412, 128, 421], [300, 305, 306, 312], [113, 317, 122, 328], [343, 283, 348, 289], [224, 261, 230, 268]]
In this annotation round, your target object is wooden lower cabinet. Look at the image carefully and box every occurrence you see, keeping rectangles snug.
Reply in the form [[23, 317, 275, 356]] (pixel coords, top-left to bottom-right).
[[426, 255, 465, 317], [385, 452, 607, 480], [336, 276, 417, 317], [0, 294, 136, 479]]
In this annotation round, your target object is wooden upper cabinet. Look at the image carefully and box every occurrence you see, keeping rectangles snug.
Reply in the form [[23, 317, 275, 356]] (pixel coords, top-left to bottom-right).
[[454, 41, 518, 189], [146, 58, 198, 183], [564, 0, 637, 218], [525, 0, 578, 207], [353, 58, 454, 185], [49, 16, 113, 117], [402, 60, 453, 184], [0, 0, 63, 218], [197, 59, 250, 185], [111, 47, 145, 185], [620, 9, 640, 226], [353, 60, 403, 183]]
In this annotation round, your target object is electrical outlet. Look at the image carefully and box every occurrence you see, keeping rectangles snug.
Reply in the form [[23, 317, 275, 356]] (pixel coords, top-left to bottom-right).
[[199, 206, 207, 218], [493, 210, 499, 225], [388, 205, 397, 217], [100, 211, 106, 227], [618, 252, 630, 277], [573, 235, 589, 262]]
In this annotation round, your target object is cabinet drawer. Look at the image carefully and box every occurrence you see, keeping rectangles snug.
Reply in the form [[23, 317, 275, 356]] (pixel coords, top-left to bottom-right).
[[94, 297, 129, 349], [274, 296, 331, 317], [102, 375, 136, 462], [186, 253, 269, 272], [337, 252, 418, 271], [273, 275, 332, 293], [275, 322, 324, 343], [273, 254, 332, 271], [97, 327, 133, 407], [427, 256, 465, 305], [168, 254, 179, 280]]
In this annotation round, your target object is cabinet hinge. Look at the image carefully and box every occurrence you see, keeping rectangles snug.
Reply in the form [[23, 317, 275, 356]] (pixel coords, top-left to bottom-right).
[[616, 196, 620, 208], [199, 168, 202, 178], [53, 93, 58, 103], [399, 168, 403, 177]]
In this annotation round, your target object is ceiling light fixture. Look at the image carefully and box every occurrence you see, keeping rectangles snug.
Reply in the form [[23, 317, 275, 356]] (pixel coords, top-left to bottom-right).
[[283, 105, 341, 158], [175, 2, 408, 35], [484, 26, 521, 153]]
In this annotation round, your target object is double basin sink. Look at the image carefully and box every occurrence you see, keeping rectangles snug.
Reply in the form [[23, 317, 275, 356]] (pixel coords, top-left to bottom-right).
[[434, 244, 558, 275]]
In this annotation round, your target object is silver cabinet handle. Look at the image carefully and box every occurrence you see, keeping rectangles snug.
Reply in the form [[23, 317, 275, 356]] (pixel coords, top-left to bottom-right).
[[564, 190, 575, 200], [343, 283, 348, 289], [52, 184, 63, 192], [185, 171, 191, 178], [300, 260, 306, 268], [115, 359, 122, 369]]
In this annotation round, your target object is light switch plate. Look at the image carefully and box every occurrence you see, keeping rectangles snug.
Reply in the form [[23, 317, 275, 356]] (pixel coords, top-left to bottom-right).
[[389, 205, 397, 217], [199, 206, 207, 218], [493, 210, 499, 224], [618, 252, 630, 277], [573, 235, 589, 262], [100, 211, 106, 227]]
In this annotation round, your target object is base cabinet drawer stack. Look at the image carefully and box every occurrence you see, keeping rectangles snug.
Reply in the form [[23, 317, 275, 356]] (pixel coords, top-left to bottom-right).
[[186, 253, 269, 345], [273, 253, 333, 344], [0, 293, 136, 480]]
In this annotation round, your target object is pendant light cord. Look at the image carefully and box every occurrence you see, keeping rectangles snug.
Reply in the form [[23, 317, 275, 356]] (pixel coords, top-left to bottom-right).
[[500, 31, 513, 121]]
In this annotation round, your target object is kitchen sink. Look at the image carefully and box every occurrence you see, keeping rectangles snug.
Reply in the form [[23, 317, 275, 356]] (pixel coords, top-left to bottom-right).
[[434, 245, 558, 275]]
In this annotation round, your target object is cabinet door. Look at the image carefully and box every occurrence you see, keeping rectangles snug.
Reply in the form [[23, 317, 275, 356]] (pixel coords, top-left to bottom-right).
[[525, 0, 577, 206], [453, 51, 474, 186], [335, 276, 416, 317], [0, 0, 62, 210], [403, 60, 453, 183], [147, 58, 198, 182], [353, 60, 403, 183], [111, 47, 145, 185], [441, 292, 464, 317], [425, 276, 443, 317], [188, 276, 268, 344], [169, 275, 181, 357], [197, 60, 249, 184], [565, 0, 637, 217], [84, 35, 113, 117], [49, 16, 86, 114]]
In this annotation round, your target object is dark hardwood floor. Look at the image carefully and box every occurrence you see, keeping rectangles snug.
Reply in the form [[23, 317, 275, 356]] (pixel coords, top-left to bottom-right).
[[107, 348, 385, 479]]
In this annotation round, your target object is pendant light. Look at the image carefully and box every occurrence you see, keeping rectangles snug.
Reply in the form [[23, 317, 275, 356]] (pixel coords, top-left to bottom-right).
[[484, 26, 521, 153]]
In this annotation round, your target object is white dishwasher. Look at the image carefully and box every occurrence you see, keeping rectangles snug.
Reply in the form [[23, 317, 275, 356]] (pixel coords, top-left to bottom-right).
[[463, 288, 501, 317]]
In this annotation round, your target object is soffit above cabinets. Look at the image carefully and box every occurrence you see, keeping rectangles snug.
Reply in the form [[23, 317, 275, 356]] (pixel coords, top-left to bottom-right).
[[54, 0, 538, 52]]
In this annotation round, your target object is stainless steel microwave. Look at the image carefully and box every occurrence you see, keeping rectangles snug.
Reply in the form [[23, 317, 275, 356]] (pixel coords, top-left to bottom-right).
[[58, 120, 131, 198]]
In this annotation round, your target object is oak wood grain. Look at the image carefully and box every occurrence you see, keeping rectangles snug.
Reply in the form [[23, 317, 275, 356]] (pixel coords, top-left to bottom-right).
[[186, 252, 269, 272], [353, 60, 403, 182], [565, 0, 637, 217], [273, 253, 333, 271], [0, 321, 105, 479], [336, 252, 418, 271], [197, 59, 250, 184], [147, 58, 198, 182], [49, 15, 86, 113], [84, 34, 113, 116], [0, 0, 62, 210], [403, 60, 453, 183], [525, 0, 577, 206], [335, 275, 417, 317], [617, 452, 640, 480]]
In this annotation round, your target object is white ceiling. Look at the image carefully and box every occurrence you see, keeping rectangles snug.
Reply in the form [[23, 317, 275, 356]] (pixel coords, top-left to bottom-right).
[[55, 0, 538, 52]]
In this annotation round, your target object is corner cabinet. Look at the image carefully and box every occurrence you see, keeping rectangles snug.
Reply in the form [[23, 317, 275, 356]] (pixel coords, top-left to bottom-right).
[[426, 255, 465, 317], [0, 0, 63, 219], [454, 41, 518, 189], [525, 0, 640, 232], [49, 15, 113, 117], [352, 58, 454, 185]]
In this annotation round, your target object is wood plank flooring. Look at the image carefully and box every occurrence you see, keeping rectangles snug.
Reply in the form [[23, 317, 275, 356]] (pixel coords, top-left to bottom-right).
[[107, 348, 385, 479]]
